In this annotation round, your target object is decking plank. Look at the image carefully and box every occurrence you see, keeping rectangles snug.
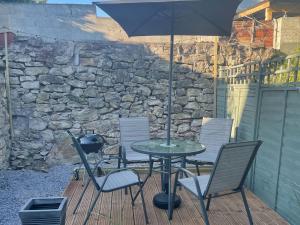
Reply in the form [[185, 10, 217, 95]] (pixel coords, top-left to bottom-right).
[[63, 180, 77, 201], [122, 188, 135, 225], [152, 175, 171, 225], [141, 175, 162, 225], [110, 190, 123, 225], [86, 186, 102, 225], [65, 181, 84, 225], [97, 191, 112, 225], [72, 182, 94, 225], [64, 175, 290, 225], [175, 188, 204, 225]]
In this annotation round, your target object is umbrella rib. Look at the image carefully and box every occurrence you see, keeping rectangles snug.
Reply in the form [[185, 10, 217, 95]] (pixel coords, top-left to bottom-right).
[[128, 6, 167, 36]]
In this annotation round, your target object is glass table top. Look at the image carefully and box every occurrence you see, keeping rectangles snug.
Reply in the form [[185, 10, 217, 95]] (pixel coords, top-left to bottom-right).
[[131, 139, 206, 157]]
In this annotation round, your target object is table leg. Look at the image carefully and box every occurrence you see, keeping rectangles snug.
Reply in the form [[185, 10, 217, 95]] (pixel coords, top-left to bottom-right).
[[167, 156, 172, 218], [153, 156, 181, 212]]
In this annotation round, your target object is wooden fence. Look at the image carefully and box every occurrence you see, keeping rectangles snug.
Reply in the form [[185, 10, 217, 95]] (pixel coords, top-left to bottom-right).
[[216, 53, 300, 225]]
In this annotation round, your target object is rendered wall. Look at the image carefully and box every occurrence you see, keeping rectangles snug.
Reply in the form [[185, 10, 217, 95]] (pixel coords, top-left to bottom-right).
[[274, 17, 300, 54]]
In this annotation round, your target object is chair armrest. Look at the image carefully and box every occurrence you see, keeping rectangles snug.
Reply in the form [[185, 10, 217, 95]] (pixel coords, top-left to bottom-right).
[[103, 144, 119, 154], [97, 168, 143, 191], [174, 167, 204, 197], [174, 167, 195, 178]]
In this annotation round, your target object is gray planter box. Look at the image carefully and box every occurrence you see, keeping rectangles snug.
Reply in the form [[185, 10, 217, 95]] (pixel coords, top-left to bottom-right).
[[19, 197, 68, 225]]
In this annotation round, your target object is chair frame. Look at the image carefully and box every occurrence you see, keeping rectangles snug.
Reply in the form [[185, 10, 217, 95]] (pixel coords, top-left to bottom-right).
[[67, 131, 149, 225], [118, 116, 158, 194], [171, 141, 263, 225], [184, 117, 233, 175], [118, 116, 154, 168]]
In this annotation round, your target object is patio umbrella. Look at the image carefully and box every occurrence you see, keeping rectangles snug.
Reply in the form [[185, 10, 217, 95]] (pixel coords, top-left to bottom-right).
[[95, 0, 241, 146]]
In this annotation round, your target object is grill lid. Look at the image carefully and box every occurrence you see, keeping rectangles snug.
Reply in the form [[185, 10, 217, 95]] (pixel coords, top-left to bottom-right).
[[78, 134, 107, 154], [79, 134, 101, 144]]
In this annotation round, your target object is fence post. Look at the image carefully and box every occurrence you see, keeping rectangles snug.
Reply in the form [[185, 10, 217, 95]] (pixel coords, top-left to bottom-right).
[[250, 62, 264, 190], [274, 90, 288, 210], [213, 36, 219, 118]]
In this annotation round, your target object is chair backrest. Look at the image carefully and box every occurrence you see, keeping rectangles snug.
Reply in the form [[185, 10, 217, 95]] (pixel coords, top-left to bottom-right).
[[204, 141, 262, 196], [67, 131, 101, 190], [198, 117, 233, 161], [119, 117, 150, 158]]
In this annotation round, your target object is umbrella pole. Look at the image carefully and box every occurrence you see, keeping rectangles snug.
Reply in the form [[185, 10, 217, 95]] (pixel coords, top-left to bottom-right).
[[167, 32, 174, 146]]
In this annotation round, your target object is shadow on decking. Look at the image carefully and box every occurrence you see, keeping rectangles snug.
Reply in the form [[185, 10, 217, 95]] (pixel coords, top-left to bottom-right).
[[63, 174, 289, 225]]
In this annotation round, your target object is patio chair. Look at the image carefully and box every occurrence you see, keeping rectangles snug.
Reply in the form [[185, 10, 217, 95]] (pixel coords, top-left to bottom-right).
[[119, 117, 152, 165], [171, 141, 263, 225], [185, 117, 233, 175], [118, 117, 155, 188], [67, 131, 149, 225]]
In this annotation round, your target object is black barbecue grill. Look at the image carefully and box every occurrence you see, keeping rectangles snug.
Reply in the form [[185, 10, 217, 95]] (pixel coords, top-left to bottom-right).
[[73, 131, 108, 181], [78, 133, 107, 154]]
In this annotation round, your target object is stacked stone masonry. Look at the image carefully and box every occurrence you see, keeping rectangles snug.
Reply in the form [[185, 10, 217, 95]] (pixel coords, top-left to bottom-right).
[[0, 36, 273, 170], [0, 62, 10, 169]]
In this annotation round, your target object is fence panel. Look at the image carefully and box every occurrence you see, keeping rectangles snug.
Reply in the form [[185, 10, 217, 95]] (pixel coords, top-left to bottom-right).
[[276, 90, 300, 224], [216, 53, 300, 225], [235, 84, 258, 142], [254, 90, 286, 208]]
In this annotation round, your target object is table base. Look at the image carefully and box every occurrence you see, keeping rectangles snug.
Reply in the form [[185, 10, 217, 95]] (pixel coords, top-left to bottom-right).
[[153, 192, 181, 209]]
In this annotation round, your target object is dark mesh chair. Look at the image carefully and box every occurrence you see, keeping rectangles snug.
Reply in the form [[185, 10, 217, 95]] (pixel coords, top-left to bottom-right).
[[67, 131, 149, 225], [171, 141, 263, 225]]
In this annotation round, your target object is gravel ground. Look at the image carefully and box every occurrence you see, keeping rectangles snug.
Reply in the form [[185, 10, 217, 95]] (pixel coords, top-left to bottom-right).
[[0, 164, 75, 225]]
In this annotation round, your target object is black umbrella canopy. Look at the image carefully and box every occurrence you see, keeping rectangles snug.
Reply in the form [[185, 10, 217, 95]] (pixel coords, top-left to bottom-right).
[[95, 0, 241, 37]]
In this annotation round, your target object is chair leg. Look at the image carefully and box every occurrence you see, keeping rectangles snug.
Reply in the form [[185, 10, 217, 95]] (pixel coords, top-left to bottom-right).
[[132, 160, 153, 202], [149, 159, 153, 177], [198, 194, 210, 225], [241, 188, 254, 225], [117, 146, 122, 169], [206, 194, 212, 211], [170, 171, 180, 220], [73, 178, 91, 214], [180, 158, 186, 178], [160, 159, 164, 191], [124, 162, 128, 195], [129, 187, 134, 206], [138, 183, 149, 224], [117, 157, 121, 169], [196, 164, 200, 176], [167, 157, 173, 220], [82, 191, 101, 225]]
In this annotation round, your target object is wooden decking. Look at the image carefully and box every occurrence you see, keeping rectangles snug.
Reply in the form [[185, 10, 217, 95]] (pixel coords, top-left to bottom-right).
[[63, 174, 289, 225]]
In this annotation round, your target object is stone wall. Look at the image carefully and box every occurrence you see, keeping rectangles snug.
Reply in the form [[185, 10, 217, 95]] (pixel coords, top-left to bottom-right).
[[0, 60, 10, 169], [2, 35, 274, 170], [0, 4, 276, 170], [6, 36, 217, 169]]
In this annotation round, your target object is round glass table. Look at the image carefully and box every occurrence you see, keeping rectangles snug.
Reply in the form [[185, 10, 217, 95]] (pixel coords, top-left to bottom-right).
[[131, 139, 206, 217]]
